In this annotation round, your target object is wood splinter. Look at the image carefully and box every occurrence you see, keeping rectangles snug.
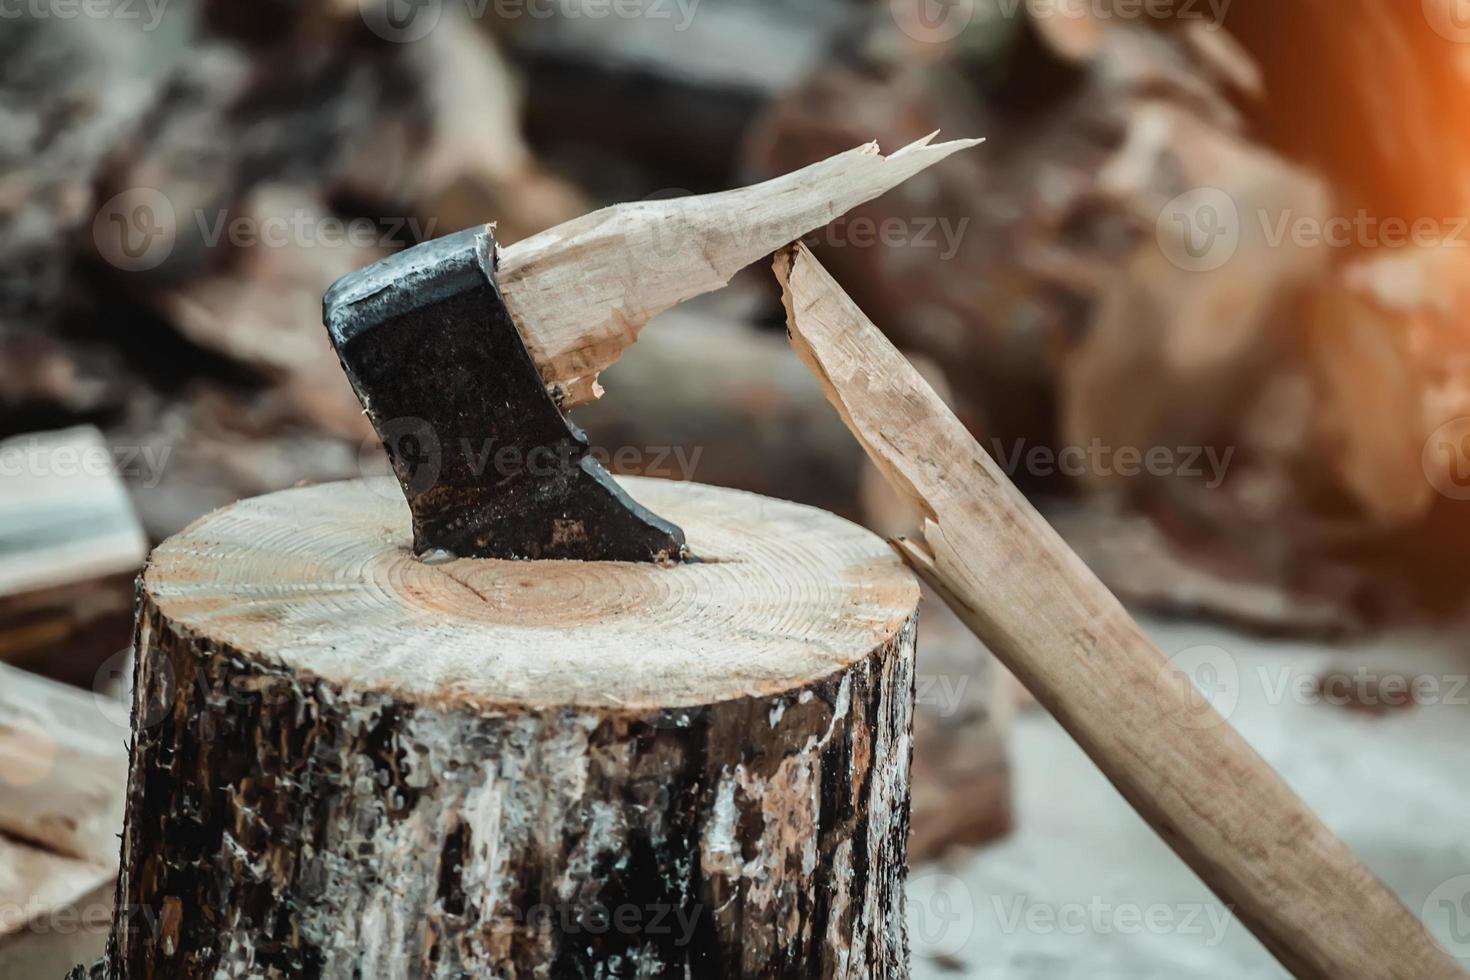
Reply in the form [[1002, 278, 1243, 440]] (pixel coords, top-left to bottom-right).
[[498, 133, 983, 407]]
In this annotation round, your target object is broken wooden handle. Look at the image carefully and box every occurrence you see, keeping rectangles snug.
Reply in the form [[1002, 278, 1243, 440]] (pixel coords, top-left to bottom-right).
[[775, 242, 1466, 980]]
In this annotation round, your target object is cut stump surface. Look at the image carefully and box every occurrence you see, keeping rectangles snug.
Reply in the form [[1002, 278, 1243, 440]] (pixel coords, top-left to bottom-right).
[[112, 477, 921, 979]]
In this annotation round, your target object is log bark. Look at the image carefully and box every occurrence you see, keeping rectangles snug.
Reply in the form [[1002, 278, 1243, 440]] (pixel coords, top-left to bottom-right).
[[104, 476, 919, 979], [573, 306, 1014, 859]]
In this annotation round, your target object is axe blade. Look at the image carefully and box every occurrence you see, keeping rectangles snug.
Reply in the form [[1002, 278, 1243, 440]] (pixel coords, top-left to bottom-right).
[[325, 225, 686, 563]]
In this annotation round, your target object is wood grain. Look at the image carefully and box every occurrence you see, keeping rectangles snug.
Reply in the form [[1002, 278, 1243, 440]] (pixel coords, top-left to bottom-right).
[[775, 242, 1466, 980], [142, 476, 917, 710], [111, 476, 921, 978], [497, 134, 982, 406], [0, 426, 147, 685], [0, 663, 126, 866], [0, 427, 147, 601], [0, 663, 127, 976]]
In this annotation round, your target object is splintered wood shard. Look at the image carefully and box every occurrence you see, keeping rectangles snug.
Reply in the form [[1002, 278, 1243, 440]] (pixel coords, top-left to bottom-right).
[[498, 133, 984, 407], [774, 242, 1467, 980]]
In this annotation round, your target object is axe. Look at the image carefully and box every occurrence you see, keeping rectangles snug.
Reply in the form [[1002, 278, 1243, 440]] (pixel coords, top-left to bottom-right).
[[324, 133, 978, 561], [323, 138, 1463, 979]]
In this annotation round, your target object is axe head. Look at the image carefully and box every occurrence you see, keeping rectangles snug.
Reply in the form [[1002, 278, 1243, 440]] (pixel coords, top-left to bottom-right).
[[324, 225, 686, 563], [323, 136, 985, 561]]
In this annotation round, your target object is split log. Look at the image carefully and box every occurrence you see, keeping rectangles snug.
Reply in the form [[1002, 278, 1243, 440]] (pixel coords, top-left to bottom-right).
[[506, 0, 855, 188], [0, 662, 128, 980], [105, 476, 919, 978], [0, 427, 147, 687], [0, 839, 112, 980], [0, 663, 128, 866]]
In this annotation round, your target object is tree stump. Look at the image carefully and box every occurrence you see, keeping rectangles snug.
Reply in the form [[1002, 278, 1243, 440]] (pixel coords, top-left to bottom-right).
[[105, 476, 920, 979]]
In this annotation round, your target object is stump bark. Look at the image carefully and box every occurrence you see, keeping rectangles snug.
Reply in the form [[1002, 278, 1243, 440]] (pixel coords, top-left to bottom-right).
[[104, 476, 920, 979]]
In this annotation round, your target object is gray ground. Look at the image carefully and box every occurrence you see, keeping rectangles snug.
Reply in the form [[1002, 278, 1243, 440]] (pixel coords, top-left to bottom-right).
[[910, 615, 1470, 979]]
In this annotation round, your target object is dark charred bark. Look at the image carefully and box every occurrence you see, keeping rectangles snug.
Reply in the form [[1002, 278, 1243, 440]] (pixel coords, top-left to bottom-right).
[[102, 593, 917, 979]]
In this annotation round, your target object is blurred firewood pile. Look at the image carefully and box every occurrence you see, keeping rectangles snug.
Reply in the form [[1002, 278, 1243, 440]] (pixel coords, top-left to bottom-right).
[[4, 0, 1470, 870], [0, 661, 127, 974], [748, 2, 1470, 635], [8, 0, 1470, 637]]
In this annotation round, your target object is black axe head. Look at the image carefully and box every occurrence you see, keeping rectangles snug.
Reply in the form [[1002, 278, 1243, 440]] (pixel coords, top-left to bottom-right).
[[322, 136, 984, 560], [324, 225, 686, 563]]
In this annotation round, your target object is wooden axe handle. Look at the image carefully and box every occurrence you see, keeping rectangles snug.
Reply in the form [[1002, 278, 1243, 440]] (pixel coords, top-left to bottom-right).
[[774, 243, 1464, 980]]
